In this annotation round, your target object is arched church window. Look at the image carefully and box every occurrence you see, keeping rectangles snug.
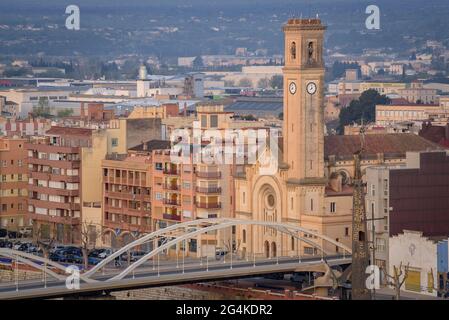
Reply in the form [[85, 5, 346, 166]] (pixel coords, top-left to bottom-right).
[[308, 41, 314, 62], [267, 194, 275, 208], [242, 229, 246, 243], [290, 42, 296, 60]]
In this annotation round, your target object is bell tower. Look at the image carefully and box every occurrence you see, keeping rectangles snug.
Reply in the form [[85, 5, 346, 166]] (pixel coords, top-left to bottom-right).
[[282, 18, 326, 182]]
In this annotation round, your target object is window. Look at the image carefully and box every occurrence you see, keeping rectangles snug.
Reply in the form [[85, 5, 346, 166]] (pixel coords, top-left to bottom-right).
[[18, 160, 23, 167], [242, 230, 246, 243], [155, 163, 163, 171], [111, 138, 118, 147], [155, 192, 163, 201], [345, 227, 349, 237], [310, 199, 314, 211], [371, 184, 376, 196], [182, 181, 191, 190], [210, 115, 218, 128], [242, 192, 246, 205], [18, 174, 22, 181], [376, 238, 386, 252], [291, 236, 295, 250], [290, 41, 296, 60], [201, 115, 207, 127], [330, 202, 336, 213]]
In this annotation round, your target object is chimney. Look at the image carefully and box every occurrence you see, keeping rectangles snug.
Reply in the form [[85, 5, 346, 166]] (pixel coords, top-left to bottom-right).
[[142, 140, 147, 151]]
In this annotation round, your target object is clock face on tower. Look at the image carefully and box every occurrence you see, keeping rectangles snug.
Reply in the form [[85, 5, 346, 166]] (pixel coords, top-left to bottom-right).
[[289, 82, 297, 95], [306, 82, 317, 95]]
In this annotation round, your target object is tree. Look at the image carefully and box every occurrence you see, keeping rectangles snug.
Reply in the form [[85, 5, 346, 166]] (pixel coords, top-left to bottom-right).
[[241, 114, 257, 121], [4, 67, 29, 77], [31, 98, 52, 118], [337, 89, 390, 134], [238, 77, 253, 88], [33, 224, 56, 259], [57, 109, 74, 118], [269, 75, 283, 89], [383, 262, 410, 300], [257, 77, 270, 89], [80, 222, 101, 270]]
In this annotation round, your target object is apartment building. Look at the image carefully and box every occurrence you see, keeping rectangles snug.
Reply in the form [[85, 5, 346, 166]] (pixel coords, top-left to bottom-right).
[[102, 154, 153, 247], [27, 127, 88, 243], [0, 137, 29, 234], [375, 103, 444, 125], [99, 104, 250, 255], [27, 118, 163, 244], [397, 81, 438, 104]]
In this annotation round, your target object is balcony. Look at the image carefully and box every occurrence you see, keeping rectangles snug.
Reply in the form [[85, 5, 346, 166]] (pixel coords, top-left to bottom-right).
[[196, 171, 221, 179], [163, 199, 181, 206], [28, 157, 80, 169], [162, 213, 181, 221], [103, 219, 153, 234], [28, 212, 80, 225], [163, 168, 179, 175], [28, 185, 79, 197], [163, 184, 179, 191], [28, 198, 80, 211], [196, 186, 222, 194], [196, 202, 221, 209], [26, 143, 80, 154]]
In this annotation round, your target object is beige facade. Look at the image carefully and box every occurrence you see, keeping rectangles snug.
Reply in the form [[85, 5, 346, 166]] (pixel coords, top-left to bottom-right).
[[234, 19, 351, 258], [376, 104, 444, 125]]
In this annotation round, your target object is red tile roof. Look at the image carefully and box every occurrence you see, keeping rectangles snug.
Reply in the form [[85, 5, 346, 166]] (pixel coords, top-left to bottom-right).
[[46, 126, 94, 137], [324, 133, 442, 159]]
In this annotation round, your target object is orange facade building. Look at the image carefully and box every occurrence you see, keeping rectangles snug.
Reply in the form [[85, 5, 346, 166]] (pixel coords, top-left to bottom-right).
[[0, 137, 29, 235]]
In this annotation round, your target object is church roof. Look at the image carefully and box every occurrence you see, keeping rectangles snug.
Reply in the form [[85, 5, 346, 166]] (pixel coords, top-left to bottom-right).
[[324, 133, 443, 160]]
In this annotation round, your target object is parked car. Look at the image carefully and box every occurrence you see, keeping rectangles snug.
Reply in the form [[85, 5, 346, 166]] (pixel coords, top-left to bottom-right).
[[120, 251, 147, 262], [215, 249, 228, 260], [0, 239, 13, 248], [50, 247, 83, 264], [12, 241, 22, 250], [97, 248, 114, 259]]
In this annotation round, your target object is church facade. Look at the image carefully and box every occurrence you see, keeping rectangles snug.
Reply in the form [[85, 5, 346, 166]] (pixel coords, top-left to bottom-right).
[[234, 18, 351, 257], [233, 18, 443, 259]]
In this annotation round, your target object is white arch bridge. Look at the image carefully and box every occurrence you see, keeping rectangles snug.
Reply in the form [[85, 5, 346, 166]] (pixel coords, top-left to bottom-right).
[[0, 219, 351, 300]]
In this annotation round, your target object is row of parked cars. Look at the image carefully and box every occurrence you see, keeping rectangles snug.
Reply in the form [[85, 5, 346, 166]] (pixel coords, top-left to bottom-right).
[[49, 247, 148, 265], [0, 239, 42, 254], [0, 239, 150, 266]]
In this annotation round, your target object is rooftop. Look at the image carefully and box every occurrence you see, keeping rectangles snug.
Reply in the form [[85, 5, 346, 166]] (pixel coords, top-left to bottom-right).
[[324, 133, 442, 160], [45, 126, 94, 137], [129, 139, 171, 152]]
